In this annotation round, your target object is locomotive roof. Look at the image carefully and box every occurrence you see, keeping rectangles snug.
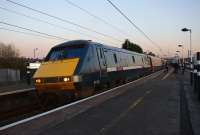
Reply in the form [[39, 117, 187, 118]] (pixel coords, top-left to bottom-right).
[[53, 40, 142, 54], [53, 40, 161, 59], [53, 40, 92, 48]]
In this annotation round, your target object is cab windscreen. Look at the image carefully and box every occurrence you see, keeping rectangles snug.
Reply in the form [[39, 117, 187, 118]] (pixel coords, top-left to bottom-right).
[[45, 45, 84, 61]]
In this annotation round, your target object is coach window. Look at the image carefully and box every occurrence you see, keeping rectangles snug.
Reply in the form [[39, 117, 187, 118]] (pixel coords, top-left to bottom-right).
[[113, 53, 117, 64], [132, 56, 135, 63]]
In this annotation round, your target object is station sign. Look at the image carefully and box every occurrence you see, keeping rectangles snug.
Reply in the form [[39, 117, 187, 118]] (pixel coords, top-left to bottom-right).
[[27, 62, 41, 69]]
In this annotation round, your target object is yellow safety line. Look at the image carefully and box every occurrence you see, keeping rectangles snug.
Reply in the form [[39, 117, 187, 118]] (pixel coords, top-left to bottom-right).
[[161, 69, 174, 80]]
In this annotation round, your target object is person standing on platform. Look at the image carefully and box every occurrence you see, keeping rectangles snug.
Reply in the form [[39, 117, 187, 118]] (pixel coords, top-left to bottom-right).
[[182, 63, 185, 75], [165, 62, 169, 73], [26, 70, 31, 85]]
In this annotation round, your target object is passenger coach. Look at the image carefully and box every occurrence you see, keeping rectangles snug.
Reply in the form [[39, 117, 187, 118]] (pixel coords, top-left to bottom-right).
[[33, 40, 163, 100]]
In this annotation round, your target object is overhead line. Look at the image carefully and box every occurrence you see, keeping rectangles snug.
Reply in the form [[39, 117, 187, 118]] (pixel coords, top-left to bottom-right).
[[0, 6, 117, 45], [0, 21, 68, 41], [64, 0, 135, 40], [0, 27, 62, 40], [105, 0, 163, 52], [6, 0, 122, 43], [64, 0, 151, 51]]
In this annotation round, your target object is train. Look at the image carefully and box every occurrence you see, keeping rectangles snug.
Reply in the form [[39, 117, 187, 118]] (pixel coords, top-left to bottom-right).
[[33, 40, 164, 101]]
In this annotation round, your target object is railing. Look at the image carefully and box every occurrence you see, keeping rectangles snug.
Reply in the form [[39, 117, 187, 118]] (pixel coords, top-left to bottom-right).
[[191, 52, 200, 101]]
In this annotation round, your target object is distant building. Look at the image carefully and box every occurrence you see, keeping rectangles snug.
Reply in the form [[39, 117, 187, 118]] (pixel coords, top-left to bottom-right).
[[26, 62, 41, 78]]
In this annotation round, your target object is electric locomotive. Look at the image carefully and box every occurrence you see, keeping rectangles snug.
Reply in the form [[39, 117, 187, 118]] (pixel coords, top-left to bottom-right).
[[33, 40, 163, 100]]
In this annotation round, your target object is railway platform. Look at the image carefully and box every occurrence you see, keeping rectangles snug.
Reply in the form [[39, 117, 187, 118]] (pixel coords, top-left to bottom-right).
[[0, 81, 33, 94], [0, 69, 199, 135], [39, 69, 182, 135]]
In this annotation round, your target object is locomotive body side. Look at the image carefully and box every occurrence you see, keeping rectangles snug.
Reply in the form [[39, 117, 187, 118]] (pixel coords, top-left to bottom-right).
[[33, 40, 163, 101]]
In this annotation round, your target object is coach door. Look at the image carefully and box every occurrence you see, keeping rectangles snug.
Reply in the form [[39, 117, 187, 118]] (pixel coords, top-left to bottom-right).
[[96, 47, 107, 80], [149, 57, 154, 72]]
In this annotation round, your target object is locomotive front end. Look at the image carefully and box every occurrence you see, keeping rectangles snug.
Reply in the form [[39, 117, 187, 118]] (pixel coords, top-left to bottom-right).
[[33, 42, 85, 100], [33, 58, 81, 92]]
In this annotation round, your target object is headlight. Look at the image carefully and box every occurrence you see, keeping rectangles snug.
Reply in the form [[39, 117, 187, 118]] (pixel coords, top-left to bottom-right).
[[63, 77, 70, 82], [35, 79, 41, 83]]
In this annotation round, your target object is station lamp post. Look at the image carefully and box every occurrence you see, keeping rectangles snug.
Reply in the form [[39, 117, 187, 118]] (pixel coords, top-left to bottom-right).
[[33, 48, 38, 59], [176, 51, 180, 55], [178, 45, 184, 63], [181, 28, 192, 68], [175, 52, 179, 57], [176, 51, 180, 61], [182, 28, 193, 84]]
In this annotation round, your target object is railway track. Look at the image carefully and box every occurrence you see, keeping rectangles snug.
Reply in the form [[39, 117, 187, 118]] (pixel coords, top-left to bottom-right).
[[0, 89, 39, 126], [0, 87, 106, 127], [0, 88, 74, 127]]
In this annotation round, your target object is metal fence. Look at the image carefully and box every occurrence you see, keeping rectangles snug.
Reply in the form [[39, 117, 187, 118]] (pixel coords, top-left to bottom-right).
[[191, 52, 200, 101], [0, 69, 20, 82]]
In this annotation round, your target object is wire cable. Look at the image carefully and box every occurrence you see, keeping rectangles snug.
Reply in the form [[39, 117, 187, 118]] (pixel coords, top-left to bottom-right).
[[0, 27, 63, 40], [0, 21, 68, 41], [6, 0, 122, 43], [64, 0, 135, 40], [105, 0, 163, 52], [0, 6, 117, 45]]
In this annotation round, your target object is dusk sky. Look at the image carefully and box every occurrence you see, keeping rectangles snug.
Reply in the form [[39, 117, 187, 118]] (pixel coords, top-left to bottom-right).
[[0, 0, 199, 58]]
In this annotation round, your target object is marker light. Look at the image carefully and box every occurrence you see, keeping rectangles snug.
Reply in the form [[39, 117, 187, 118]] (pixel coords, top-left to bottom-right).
[[73, 75, 82, 82], [35, 79, 41, 83], [63, 77, 70, 82]]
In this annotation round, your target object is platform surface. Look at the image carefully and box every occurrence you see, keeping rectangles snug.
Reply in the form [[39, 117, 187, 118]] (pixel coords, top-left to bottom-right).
[[2, 69, 198, 135], [39, 70, 183, 135]]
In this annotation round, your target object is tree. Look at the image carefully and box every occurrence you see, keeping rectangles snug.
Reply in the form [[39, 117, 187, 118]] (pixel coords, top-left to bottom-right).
[[122, 39, 143, 53], [0, 42, 29, 80], [0, 42, 20, 57], [148, 52, 156, 56], [0, 42, 21, 69]]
